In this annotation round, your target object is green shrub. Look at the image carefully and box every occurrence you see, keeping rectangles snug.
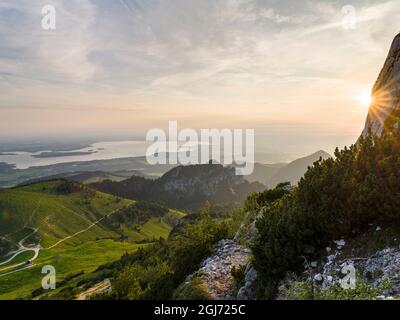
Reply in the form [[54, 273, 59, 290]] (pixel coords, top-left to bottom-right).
[[281, 281, 314, 300], [173, 275, 212, 300], [113, 261, 174, 300], [110, 202, 229, 300], [281, 278, 391, 300], [316, 278, 391, 300], [231, 265, 246, 297], [252, 126, 400, 296]]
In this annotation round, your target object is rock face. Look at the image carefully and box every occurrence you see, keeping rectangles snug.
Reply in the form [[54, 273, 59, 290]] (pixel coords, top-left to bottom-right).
[[362, 32, 400, 137], [362, 248, 400, 296], [278, 237, 400, 300], [236, 263, 258, 300], [322, 244, 400, 299], [76, 279, 112, 300], [155, 165, 265, 209], [181, 240, 251, 300], [92, 164, 265, 211]]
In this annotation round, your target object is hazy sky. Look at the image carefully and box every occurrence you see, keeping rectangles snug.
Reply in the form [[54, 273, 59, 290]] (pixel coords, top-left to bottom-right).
[[1, 0, 400, 155]]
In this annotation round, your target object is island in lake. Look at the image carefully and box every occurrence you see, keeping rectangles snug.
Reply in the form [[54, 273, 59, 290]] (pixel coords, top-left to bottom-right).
[[32, 151, 98, 158], [0, 152, 17, 156]]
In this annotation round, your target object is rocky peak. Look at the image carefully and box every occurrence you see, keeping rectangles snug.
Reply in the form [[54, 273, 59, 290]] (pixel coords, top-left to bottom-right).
[[362, 32, 400, 137], [175, 240, 252, 300]]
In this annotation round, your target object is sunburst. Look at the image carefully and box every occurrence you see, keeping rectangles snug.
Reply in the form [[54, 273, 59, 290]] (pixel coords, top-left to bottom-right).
[[365, 75, 399, 128], [357, 91, 373, 107]]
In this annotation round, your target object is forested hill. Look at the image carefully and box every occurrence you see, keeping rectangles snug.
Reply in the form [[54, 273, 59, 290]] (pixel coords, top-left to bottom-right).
[[91, 164, 265, 211]]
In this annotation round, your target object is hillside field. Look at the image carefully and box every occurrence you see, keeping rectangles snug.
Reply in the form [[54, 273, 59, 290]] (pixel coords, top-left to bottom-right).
[[0, 180, 184, 299]]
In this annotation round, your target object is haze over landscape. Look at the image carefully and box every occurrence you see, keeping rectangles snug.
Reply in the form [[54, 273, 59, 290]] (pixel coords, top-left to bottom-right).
[[2, 0, 400, 303], [1, 0, 400, 156]]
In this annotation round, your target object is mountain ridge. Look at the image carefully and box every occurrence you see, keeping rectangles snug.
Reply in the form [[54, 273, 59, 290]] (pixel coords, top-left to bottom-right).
[[91, 164, 265, 211], [242, 151, 331, 187], [362, 32, 400, 137]]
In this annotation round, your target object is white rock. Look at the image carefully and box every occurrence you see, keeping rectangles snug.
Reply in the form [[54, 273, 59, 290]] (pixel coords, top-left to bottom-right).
[[314, 274, 323, 282], [334, 239, 346, 247], [376, 226, 382, 232], [327, 255, 336, 263], [326, 247, 332, 253], [311, 261, 318, 268]]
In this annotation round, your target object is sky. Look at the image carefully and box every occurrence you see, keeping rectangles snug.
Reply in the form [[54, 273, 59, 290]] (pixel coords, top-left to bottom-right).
[[0, 0, 400, 156]]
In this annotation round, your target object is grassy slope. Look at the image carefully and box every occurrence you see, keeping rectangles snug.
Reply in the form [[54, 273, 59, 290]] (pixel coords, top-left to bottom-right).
[[120, 209, 187, 242], [0, 240, 143, 299], [0, 181, 133, 249], [0, 180, 185, 299]]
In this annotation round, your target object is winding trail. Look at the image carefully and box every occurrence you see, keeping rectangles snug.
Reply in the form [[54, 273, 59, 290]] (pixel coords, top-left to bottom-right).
[[0, 228, 41, 278], [0, 264, 36, 278], [0, 228, 40, 267], [0, 207, 120, 277], [44, 224, 98, 250], [43, 208, 119, 250], [0, 201, 42, 271]]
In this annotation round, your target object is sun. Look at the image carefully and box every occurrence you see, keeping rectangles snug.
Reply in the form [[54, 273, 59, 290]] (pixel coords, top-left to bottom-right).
[[357, 91, 373, 107]]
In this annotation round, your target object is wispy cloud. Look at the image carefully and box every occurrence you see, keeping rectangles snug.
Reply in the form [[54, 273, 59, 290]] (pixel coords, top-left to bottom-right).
[[259, 8, 316, 24], [304, 0, 399, 35], [0, 0, 399, 148]]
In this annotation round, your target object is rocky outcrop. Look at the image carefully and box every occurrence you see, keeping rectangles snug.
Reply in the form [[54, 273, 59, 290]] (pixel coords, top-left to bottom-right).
[[179, 240, 251, 300], [361, 248, 400, 297], [362, 32, 400, 137], [233, 212, 258, 245], [155, 165, 265, 209], [293, 235, 400, 300], [277, 235, 400, 300], [76, 279, 112, 300], [321, 246, 400, 298], [236, 263, 258, 300], [92, 164, 265, 211]]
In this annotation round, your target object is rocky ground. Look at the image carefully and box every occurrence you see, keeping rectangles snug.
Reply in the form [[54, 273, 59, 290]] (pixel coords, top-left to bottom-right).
[[181, 240, 252, 300], [278, 234, 400, 300], [319, 243, 400, 299], [76, 279, 112, 300], [236, 263, 258, 300]]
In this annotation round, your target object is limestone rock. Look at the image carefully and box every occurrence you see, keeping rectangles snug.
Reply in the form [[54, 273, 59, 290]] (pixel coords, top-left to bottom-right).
[[361, 33, 400, 137], [181, 240, 251, 300], [236, 263, 258, 300]]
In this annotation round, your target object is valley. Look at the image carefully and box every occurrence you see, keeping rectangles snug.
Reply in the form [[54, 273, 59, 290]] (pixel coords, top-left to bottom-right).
[[0, 156, 176, 189], [0, 180, 185, 299], [2, 0, 400, 306], [0, 152, 341, 300]]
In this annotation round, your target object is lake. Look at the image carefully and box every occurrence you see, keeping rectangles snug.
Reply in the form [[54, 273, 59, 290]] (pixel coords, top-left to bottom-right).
[[0, 141, 150, 169]]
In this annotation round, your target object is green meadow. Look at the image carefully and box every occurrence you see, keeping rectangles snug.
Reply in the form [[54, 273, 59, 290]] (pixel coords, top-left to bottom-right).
[[0, 240, 143, 299], [0, 180, 185, 299]]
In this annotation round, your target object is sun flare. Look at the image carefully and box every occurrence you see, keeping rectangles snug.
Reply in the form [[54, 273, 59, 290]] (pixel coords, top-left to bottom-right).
[[357, 91, 373, 107]]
